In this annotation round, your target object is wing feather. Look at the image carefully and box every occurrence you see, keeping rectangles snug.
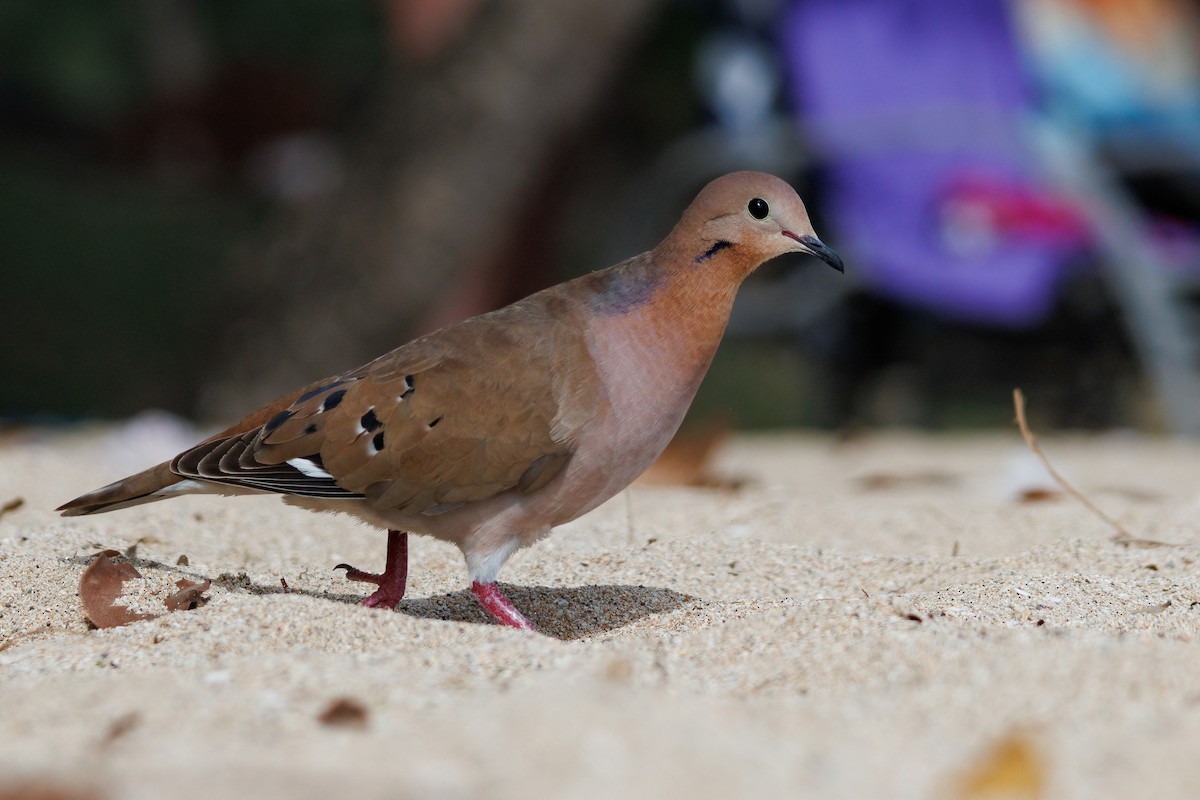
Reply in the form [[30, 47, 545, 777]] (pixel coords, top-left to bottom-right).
[[170, 290, 601, 511]]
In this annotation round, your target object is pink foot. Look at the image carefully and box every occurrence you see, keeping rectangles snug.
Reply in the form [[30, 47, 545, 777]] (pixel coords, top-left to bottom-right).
[[335, 530, 408, 609], [471, 582, 536, 631]]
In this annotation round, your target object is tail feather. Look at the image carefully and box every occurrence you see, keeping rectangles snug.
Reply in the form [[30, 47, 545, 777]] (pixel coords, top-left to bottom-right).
[[57, 462, 185, 516], [58, 383, 317, 517]]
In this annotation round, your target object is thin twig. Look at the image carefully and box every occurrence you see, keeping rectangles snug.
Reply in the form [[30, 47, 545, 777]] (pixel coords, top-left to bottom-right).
[[1012, 388, 1171, 548], [0, 626, 86, 652], [623, 489, 636, 547]]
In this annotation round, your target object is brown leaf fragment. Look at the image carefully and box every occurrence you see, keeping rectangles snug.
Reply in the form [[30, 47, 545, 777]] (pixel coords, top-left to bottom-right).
[[317, 698, 369, 729], [855, 470, 957, 491], [1135, 599, 1172, 614], [0, 497, 24, 519], [953, 731, 1046, 799], [604, 656, 634, 683], [79, 552, 158, 629], [124, 536, 163, 560], [639, 416, 744, 490], [0, 780, 103, 800], [163, 579, 211, 612], [1017, 488, 1061, 503], [175, 554, 189, 566], [98, 711, 141, 748], [1097, 485, 1162, 502], [1112, 532, 1176, 549]]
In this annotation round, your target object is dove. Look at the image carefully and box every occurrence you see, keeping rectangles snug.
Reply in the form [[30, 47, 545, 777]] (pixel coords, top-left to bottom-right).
[[58, 171, 844, 631]]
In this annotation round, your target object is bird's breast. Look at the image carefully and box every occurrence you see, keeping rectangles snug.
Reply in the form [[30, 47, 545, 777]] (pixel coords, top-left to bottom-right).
[[544, 303, 728, 521]]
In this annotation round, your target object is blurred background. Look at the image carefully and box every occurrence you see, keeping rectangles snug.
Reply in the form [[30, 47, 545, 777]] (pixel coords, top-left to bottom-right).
[[5, 0, 1200, 435]]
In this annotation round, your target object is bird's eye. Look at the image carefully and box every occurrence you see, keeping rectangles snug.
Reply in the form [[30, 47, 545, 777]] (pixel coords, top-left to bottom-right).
[[748, 198, 769, 219]]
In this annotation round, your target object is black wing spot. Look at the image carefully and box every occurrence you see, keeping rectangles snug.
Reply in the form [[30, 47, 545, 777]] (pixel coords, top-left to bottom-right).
[[320, 389, 347, 412], [361, 409, 382, 432], [304, 424, 318, 435], [297, 379, 346, 404], [265, 409, 294, 432], [427, 416, 442, 429], [372, 431, 385, 452], [400, 375, 415, 399]]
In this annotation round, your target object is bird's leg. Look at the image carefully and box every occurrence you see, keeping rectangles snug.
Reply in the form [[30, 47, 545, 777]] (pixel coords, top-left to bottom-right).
[[334, 529, 408, 609], [471, 582, 536, 631]]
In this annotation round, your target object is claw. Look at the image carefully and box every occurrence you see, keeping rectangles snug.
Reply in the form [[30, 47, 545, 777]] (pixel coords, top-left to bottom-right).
[[333, 563, 379, 582], [334, 530, 409, 609]]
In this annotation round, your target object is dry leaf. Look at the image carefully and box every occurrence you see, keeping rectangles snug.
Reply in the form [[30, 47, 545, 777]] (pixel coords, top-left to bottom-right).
[[317, 698, 369, 729], [1097, 486, 1162, 503], [604, 656, 634, 683], [856, 470, 957, 491], [80, 553, 211, 627], [0, 497, 24, 519], [99, 711, 141, 747], [163, 579, 210, 612], [123, 536, 163, 560], [953, 731, 1046, 799], [639, 416, 744, 490], [0, 781, 103, 800], [79, 551, 157, 629], [1017, 488, 1060, 503], [1135, 600, 1172, 614]]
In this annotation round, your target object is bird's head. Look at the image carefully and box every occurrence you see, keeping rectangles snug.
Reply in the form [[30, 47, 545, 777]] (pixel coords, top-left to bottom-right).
[[668, 171, 844, 281]]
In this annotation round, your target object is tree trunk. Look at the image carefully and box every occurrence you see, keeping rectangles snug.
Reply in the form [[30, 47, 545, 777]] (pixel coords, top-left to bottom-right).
[[200, 0, 663, 418]]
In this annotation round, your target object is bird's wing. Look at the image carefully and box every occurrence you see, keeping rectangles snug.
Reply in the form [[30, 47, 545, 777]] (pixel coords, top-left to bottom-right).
[[171, 294, 602, 515]]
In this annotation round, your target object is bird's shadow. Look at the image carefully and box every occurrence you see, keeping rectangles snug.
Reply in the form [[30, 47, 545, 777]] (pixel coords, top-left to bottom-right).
[[399, 583, 693, 640], [67, 554, 692, 640]]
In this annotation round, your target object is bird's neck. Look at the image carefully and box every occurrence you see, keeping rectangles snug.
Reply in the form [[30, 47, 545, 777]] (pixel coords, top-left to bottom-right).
[[642, 259, 741, 367], [581, 244, 748, 388]]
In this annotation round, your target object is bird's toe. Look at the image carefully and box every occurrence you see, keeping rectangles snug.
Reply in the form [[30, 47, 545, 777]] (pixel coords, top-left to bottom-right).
[[360, 589, 404, 610], [334, 563, 383, 586]]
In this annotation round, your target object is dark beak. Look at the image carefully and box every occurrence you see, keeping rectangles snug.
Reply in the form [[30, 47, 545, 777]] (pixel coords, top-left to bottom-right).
[[784, 231, 845, 273]]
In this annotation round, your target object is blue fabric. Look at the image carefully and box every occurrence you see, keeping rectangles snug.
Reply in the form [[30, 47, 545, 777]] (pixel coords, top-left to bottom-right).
[[782, 0, 1082, 327]]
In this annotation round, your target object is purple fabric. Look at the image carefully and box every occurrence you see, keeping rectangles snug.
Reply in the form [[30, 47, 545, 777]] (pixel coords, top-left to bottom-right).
[[782, 0, 1085, 327]]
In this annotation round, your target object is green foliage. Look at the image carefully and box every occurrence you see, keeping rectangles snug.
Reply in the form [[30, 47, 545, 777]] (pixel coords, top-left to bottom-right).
[[1, 147, 262, 417], [0, 0, 384, 130]]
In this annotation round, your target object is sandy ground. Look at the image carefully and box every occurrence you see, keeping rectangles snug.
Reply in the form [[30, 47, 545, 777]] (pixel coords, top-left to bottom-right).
[[2, 427, 1199, 799]]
